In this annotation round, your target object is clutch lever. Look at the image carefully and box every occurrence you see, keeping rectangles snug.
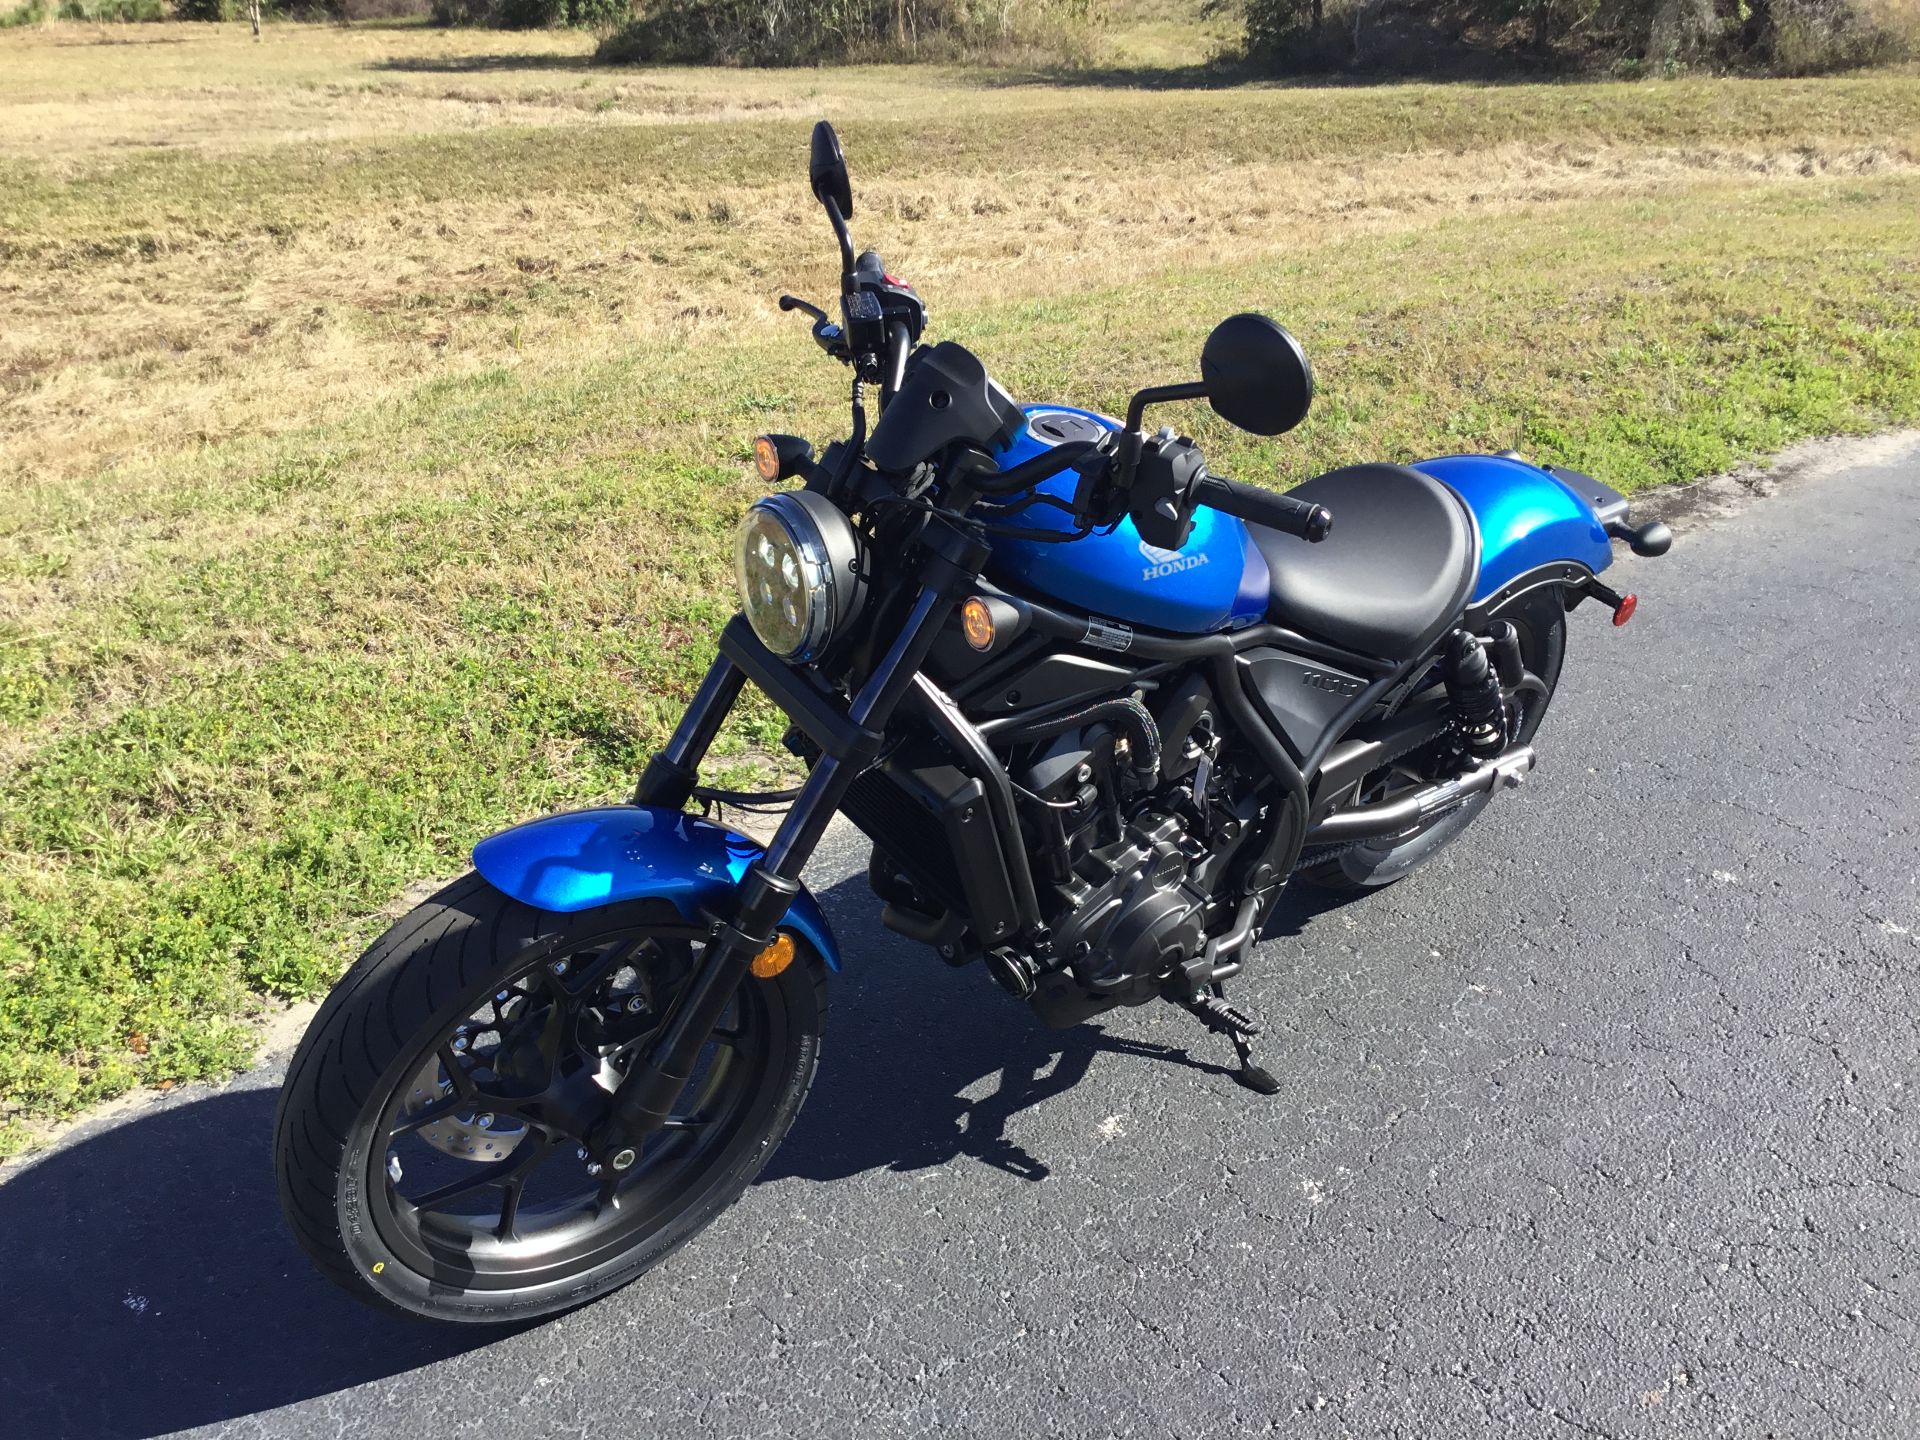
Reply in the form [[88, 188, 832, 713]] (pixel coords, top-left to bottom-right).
[[779, 294, 847, 360]]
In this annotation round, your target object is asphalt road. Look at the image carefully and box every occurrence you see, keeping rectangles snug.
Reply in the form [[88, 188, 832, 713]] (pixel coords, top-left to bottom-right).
[[5, 437, 1918, 1439]]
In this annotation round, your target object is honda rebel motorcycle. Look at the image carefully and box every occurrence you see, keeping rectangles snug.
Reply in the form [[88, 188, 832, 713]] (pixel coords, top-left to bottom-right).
[[274, 122, 1670, 1324]]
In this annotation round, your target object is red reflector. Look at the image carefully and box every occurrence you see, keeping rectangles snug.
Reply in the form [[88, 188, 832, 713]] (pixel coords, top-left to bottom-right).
[[1612, 593, 1638, 626]]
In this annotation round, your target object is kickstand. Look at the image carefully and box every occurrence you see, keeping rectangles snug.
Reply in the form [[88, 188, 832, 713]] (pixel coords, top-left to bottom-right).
[[1179, 981, 1281, 1096]]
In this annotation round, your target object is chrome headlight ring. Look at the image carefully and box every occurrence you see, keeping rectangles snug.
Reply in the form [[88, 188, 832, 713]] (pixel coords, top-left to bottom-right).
[[734, 491, 862, 663]]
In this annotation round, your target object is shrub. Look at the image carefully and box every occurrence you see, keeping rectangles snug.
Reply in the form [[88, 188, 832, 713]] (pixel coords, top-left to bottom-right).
[[54, 0, 167, 17], [0, 0, 48, 23], [338, 0, 432, 16], [596, 0, 1097, 65], [1769, 0, 1917, 70], [433, 0, 626, 24], [1242, 0, 1917, 73], [173, 0, 236, 16]]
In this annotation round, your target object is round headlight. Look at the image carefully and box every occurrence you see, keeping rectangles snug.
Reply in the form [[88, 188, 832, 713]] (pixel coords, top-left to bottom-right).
[[734, 492, 860, 662]]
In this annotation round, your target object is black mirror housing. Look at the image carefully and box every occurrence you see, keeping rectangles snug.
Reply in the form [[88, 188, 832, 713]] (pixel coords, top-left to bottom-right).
[[809, 120, 854, 220], [1200, 313, 1313, 437]]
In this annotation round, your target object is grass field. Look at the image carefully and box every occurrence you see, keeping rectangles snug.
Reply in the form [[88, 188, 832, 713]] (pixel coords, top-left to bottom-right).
[[2, 21, 1918, 1154]]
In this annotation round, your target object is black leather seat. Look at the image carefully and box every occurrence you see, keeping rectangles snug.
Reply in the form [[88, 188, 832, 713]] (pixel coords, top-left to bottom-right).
[[1249, 463, 1479, 662]]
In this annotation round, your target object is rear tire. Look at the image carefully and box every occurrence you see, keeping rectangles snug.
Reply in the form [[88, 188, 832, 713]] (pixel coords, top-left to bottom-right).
[[273, 874, 825, 1325], [1296, 591, 1566, 894]]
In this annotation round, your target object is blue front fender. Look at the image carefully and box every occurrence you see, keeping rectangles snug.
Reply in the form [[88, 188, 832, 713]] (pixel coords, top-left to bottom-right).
[[472, 806, 840, 970]]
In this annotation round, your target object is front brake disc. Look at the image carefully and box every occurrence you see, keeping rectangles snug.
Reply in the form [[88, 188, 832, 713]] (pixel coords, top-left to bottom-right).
[[399, 1056, 529, 1164]]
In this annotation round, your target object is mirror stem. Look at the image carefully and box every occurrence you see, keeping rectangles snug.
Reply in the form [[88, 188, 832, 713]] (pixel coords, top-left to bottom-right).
[[1116, 380, 1210, 496], [823, 196, 856, 295], [1122, 380, 1209, 435]]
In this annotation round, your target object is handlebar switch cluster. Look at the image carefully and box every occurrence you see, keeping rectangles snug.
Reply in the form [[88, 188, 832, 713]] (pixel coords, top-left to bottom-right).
[[1128, 432, 1209, 550]]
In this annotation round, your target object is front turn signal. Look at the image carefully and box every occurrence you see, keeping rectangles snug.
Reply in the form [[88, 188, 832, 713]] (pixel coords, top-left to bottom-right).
[[961, 596, 996, 651], [752, 433, 815, 484], [750, 933, 796, 979]]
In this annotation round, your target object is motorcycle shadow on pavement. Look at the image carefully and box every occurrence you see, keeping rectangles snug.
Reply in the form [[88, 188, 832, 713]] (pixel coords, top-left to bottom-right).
[[758, 871, 1356, 1187], [0, 876, 1356, 1439]]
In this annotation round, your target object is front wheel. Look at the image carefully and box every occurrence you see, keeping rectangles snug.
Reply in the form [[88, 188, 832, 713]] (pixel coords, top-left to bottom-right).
[[1295, 591, 1567, 894], [273, 875, 825, 1324]]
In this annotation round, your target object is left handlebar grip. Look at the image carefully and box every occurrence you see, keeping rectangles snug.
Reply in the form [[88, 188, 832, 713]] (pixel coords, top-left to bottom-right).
[[1193, 471, 1332, 543]]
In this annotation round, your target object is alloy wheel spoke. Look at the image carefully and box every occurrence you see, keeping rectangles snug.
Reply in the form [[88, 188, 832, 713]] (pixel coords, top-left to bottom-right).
[[494, 1137, 553, 1241], [388, 1094, 466, 1140], [438, 1043, 478, 1099], [408, 1130, 552, 1215], [593, 1164, 625, 1217], [409, 1155, 525, 1213], [388, 1091, 532, 1141]]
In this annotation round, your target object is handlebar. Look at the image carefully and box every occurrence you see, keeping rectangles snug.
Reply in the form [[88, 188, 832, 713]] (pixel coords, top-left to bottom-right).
[[972, 439, 1103, 497], [1193, 470, 1332, 543]]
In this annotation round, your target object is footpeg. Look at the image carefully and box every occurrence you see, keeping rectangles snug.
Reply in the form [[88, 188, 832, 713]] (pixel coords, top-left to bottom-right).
[[1179, 985, 1281, 1096]]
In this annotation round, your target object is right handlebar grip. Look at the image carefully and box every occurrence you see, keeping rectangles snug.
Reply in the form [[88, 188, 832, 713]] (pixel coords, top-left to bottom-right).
[[1194, 472, 1332, 543]]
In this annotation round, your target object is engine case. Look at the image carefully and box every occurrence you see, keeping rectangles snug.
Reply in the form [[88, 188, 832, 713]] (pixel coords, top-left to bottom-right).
[[1050, 813, 1209, 999]]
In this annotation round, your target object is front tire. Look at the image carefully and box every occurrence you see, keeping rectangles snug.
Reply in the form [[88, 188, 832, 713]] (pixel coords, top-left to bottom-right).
[[273, 874, 825, 1325], [1296, 591, 1567, 894]]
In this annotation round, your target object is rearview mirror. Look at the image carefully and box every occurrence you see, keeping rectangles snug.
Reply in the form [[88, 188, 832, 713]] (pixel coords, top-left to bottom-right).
[[1200, 313, 1313, 436], [809, 120, 854, 220]]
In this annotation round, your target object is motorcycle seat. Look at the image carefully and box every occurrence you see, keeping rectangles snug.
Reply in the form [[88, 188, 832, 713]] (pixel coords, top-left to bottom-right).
[[1250, 463, 1479, 662]]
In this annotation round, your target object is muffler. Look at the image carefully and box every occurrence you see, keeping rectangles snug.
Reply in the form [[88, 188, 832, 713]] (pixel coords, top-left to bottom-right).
[[1305, 745, 1535, 844]]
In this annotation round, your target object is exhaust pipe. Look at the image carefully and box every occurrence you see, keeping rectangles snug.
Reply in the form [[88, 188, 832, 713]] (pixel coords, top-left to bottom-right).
[[1306, 746, 1535, 844]]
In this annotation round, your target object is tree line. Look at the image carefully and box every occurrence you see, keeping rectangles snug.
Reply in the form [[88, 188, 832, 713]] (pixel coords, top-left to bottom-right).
[[1244, 0, 1915, 75]]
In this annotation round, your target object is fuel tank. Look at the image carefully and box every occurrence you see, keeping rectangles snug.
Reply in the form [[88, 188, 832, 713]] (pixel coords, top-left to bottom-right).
[[984, 407, 1269, 635]]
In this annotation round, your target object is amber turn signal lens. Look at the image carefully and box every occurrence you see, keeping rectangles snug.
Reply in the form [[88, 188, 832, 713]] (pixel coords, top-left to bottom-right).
[[750, 933, 795, 978], [752, 435, 782, 484], [961, 596, 996, 651]]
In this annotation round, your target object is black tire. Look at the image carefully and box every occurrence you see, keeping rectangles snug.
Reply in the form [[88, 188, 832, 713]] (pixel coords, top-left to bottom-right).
[[273, 874, 825, 1325], [1296, 591, 1567, 894]]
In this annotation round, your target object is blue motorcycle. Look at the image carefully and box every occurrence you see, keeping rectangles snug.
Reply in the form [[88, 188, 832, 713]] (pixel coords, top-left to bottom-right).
[[275, 123, 1671, 1323]]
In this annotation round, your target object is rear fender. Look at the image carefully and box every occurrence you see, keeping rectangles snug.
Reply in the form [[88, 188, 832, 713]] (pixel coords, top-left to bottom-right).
[[472, 806, 840, 970], [1416, 454, 1621, 604]]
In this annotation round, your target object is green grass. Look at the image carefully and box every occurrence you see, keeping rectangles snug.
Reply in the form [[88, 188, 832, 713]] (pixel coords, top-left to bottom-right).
[[5, 172, 1916, 1153]]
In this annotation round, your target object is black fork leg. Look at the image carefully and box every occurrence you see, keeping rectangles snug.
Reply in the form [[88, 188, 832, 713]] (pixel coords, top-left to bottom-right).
[[633, 656, 747, 810], [594, 567, 975, 1156]]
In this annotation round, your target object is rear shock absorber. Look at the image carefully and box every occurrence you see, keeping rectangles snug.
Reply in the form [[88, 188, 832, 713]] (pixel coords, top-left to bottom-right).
[[1441, 629, 1508, 758]]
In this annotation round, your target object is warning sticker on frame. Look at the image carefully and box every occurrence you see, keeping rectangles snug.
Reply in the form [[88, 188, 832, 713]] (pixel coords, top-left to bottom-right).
[[1084, 618, 1134, 652]]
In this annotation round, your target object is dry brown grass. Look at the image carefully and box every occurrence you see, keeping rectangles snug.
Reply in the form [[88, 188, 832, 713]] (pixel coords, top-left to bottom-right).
[[5, 24, 1915, 496]]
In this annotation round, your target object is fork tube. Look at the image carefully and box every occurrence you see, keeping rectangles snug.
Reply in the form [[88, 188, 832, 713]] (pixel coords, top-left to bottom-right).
[[632, 654, 746, 809], [765, 584, 948, 872], [598, 572, 975, 1153]]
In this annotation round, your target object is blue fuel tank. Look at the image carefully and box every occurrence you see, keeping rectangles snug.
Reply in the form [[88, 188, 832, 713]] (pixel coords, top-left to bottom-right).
[[984, 407, 1269, 635]]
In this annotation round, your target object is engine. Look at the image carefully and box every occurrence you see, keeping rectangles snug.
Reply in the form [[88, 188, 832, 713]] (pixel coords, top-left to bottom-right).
[[1002, 674, 1267, 1026], [1047, 812, 1210, 995], [848, 667, 1269, 1028]]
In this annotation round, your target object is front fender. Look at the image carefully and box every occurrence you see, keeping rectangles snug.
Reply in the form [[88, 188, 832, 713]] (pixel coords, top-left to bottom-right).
[[471, 806, 840, 970]]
